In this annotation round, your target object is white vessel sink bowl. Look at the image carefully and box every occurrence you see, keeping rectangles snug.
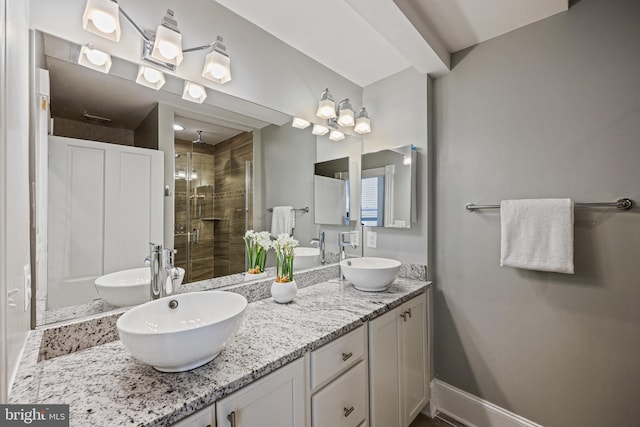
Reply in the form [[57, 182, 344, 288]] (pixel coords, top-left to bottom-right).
[[95, 267, 185, 307], [340, 257, 401, 292], [293, 247, 320, 269], [117, 291, 247, 372]]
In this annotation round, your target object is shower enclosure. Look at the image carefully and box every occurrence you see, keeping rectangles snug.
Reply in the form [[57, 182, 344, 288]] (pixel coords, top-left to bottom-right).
[[174, 134, 253, 283]]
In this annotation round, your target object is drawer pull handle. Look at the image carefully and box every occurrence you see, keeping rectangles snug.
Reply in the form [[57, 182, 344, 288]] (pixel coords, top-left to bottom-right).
[[342, 352, 353, 361], [227, 411, 236, 427], [406, 308, 412, 318], [344, 406, 355, 417], [400, 312, 408, 321]]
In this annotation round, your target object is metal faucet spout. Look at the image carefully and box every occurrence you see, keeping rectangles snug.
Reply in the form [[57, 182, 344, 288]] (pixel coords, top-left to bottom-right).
[[309, 230, 326, 265], [148, 243, 163, 300]]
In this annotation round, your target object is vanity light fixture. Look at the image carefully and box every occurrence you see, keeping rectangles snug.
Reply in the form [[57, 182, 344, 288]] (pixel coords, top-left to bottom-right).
[[135, 65, 166, 90], [82, 0, 121, 41], [337, 99, 355, 127], [354, 107, 371, 134], [201, 37, 232, 84], [292, 118, 311, 129], [78, 45, 112, 73], [316, 88, 337, 119], [81, 1, 231, 83], [328, 118, 345, 142], [311, 124, 329, 136], [182, 81, 207, 104]]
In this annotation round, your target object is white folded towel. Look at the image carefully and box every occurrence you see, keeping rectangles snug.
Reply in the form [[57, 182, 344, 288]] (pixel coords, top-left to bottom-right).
[[500, 198, 574, 274], [271, 206, 294, 237]]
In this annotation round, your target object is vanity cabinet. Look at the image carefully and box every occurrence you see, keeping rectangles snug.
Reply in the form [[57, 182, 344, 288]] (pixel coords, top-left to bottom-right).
[[309, 326, 368, 427], [172, 404, 215, 427], [215, 358, 305, 427], [369, 292, 429, 427]]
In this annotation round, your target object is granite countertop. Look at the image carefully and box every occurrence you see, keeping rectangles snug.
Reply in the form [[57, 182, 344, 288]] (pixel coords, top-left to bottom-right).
[[11, 278, 429, 427]]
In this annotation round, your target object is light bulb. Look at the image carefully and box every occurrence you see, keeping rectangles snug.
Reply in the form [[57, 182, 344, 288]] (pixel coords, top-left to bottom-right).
[[90, 11, 117, 34], [188, 84, 203, 99], [157, 41, 179, 60], [143, 68, 162, 84], [208, 63, 227, 79], [86, 48, 108, 66]]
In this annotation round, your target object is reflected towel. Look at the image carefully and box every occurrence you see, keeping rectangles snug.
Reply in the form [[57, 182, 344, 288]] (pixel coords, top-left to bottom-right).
[[271, 206, 294, 237], [500, 198, 574, 274]]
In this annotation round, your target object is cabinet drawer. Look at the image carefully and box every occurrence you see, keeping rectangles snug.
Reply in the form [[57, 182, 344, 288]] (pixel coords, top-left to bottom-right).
[[311, 326, 365, 389], [312, 360, 367, 427]]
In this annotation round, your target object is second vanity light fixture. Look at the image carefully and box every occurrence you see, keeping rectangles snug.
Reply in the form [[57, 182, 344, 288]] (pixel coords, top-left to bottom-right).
[[80, 0, 231, 102], [293, 88, 372, 142]]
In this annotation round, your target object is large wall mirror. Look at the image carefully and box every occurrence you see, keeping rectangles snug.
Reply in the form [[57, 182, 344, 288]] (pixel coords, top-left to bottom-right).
[[361, 145, 416, 228], [313, 157, 351, 225], [32, 30, 323, 326]]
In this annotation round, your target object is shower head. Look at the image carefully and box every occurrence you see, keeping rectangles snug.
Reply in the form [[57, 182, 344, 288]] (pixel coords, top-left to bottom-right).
[[193, 130, 203, 144]]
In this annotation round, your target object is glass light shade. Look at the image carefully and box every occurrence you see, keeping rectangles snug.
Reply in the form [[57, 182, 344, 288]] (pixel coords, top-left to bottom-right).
[[312, 124, 329, 136], [202, 50, 231, 84], [173, 124, 184, 131], [292, 118, 311, 129], [337, 108, 355, 127], [82, 0, 121, 41], [135, 66, 165, 90], [182, 81, 207, 104], [354, 116, 371, 134], [316, 98, 336, 119], [78, 45, 112, 73], [354, 108, 372, 134], [329, 129, 345, 141], [151, 25, 183, 66], [403, 155, 411, 165]]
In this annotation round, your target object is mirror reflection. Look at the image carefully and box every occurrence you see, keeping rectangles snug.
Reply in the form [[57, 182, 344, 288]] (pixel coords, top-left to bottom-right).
[[313, 157, 350, 225], [34, 30, 338, 325], [361, 145, 416, 228]]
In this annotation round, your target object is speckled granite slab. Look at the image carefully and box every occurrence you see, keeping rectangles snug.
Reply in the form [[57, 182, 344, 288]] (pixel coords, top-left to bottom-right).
[[11, 279, 430, 427]]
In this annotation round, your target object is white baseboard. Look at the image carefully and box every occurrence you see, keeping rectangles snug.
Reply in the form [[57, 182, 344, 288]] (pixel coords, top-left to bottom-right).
[[430, 379, 543, 427]]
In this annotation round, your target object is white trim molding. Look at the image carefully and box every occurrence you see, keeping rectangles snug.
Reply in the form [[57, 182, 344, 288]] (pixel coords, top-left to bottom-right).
[[429, 379, 544, 427]]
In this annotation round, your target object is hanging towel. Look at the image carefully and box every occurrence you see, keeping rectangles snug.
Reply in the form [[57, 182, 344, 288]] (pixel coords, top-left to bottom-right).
[[271, 206, 294, 237], [500, 199, 574, 274]]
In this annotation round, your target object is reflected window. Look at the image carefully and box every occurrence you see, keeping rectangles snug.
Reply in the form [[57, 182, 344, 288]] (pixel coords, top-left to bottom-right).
[[361, 175, 384, 227]]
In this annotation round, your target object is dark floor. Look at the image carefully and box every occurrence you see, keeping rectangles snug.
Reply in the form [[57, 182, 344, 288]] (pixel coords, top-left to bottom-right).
[[409, 413, 454, 427]]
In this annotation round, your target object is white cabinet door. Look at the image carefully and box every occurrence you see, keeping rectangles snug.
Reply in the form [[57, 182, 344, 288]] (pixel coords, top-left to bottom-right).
[[369, 292, 429, 427], [216, 358, 305, 427], [399, 293, 429, 426], [368, 305, 401, 427]]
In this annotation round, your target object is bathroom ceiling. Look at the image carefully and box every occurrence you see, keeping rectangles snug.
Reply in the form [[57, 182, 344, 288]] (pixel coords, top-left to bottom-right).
[[214, 0, 568, 86]]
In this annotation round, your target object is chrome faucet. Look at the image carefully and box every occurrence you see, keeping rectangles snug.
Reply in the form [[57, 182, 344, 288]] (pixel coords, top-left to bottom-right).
[[338, 231, 358, 283], [309, 230, 326, 265], [146, 243, 164, 300], [163, 248, 180, 297]]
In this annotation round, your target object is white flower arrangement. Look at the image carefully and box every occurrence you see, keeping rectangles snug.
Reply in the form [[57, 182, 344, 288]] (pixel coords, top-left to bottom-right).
[[272, 233, 299, 282], [243, 230, 272, 274]]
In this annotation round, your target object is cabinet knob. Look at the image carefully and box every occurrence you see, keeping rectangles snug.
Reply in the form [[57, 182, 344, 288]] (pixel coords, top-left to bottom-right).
[[341, 352, 353, 361], [227, 411, 236, 427], [343, 406, 355, 417]]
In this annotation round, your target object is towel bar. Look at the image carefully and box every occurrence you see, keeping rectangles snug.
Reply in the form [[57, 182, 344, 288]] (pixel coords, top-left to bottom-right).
[[465, 198, 634, 211], [266, 207, 310, 213]]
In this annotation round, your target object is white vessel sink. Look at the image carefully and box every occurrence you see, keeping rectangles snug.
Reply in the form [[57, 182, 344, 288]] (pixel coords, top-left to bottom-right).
[[117, 291, 247, 372], [294, 247, 321, 269], [340, 257, 401, 292], [95, 267, 185, 307]]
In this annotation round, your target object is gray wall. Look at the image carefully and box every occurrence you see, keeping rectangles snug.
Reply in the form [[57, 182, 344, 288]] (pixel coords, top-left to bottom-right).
[[433, 1, 640, 426], [261, 123, 317, 247]]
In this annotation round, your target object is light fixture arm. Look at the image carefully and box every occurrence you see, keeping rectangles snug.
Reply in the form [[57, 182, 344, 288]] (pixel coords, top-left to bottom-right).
[[117, 5, 152, 42], [117, 4, 223, 56]]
